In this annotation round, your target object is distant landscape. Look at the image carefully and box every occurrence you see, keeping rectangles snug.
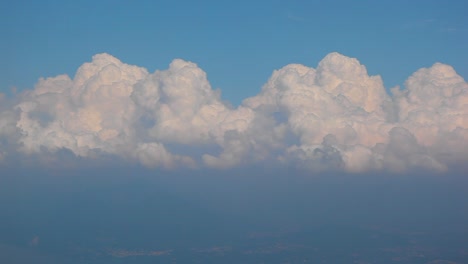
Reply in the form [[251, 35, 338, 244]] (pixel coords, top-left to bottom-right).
[[1, 167, 467, 264], [1, 223, 467, 263]]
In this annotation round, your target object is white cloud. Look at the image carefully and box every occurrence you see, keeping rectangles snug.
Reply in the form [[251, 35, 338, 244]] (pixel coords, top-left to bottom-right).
[[131, 58, 251, 146], [14, 54, 147, 158], [135, 142, 195, 169], [392, 63, 468, 166], [1, 52, 467, 172]]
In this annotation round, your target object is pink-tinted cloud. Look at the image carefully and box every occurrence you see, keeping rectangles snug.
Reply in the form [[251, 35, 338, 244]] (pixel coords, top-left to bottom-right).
[[1, 52, 466, 172]]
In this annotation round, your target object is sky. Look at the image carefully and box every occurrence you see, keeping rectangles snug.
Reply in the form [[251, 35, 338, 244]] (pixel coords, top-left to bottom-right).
[[1, 0, 468, 263], [1, 0, 467, 104]]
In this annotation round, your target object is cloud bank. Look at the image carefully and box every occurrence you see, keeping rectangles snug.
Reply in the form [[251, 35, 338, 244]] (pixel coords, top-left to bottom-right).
[[1, 53, 467, 172]]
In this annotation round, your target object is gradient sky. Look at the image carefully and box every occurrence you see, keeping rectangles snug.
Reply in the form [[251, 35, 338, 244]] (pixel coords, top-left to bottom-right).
[[2, 1, 468, 263], [2, 0, 467, 105]]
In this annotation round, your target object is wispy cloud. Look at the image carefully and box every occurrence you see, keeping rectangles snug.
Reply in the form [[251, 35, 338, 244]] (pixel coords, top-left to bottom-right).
[[402, 18, 465, 34], [286, 11, 305, 22], [401, 18, 437, 30]]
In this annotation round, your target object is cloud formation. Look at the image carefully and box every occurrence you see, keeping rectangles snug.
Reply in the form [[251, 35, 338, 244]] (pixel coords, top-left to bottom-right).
[[1, 53, 467, 172]]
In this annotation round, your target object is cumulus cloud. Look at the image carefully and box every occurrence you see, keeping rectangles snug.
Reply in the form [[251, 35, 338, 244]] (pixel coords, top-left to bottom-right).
[[0, 52, 467, 173], [15, 54, 147, 157], [392, 63, 468, 165]]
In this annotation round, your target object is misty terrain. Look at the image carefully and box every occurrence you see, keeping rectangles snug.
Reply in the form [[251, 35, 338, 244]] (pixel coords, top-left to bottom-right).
[[1, 166, 467, 263]]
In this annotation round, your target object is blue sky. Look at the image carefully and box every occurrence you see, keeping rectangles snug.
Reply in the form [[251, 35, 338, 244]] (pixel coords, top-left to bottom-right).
[[2, 0, 467, 104]]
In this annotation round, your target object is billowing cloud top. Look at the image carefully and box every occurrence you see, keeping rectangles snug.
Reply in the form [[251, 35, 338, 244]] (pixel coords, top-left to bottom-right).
[[1, 53, 467, 172]]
